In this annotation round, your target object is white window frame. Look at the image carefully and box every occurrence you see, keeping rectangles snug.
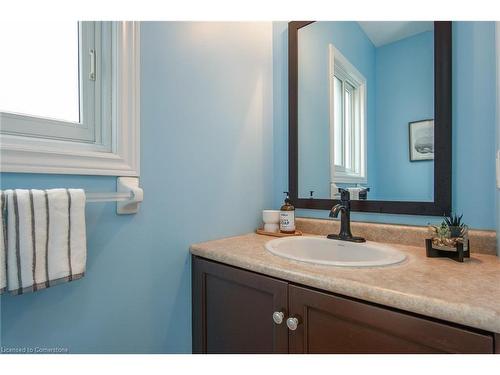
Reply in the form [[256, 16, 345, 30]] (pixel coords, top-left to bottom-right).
[[0, 22, 140, 176], [329, 44, 367, 185]]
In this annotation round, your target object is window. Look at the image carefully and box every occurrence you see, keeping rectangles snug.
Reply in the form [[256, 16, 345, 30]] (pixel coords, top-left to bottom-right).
[[0, 20, 81, 124], [329, 44, 366, 184], [0, 22, 140, 176]]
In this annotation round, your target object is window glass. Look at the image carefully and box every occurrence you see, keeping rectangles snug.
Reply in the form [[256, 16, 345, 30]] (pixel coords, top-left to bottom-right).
[[344, 86, 353, 171], [333, 61, 365, 183], [333, 76, 343, 167], [0, 20, 80, 122]]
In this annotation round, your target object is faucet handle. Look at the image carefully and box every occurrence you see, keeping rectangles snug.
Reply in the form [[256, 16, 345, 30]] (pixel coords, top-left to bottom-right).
[[338, 188, 350, 202]]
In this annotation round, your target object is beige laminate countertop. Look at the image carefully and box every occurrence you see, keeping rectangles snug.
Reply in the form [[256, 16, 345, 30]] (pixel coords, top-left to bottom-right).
[[190, 233, 500, 334]]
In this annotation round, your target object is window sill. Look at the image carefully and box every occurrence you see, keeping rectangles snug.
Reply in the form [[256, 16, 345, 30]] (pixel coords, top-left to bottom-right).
[[0, 133, 139, 176], [332, 175, 367, 184]]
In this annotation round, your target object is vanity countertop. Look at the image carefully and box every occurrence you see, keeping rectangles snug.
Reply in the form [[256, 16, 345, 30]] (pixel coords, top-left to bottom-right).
[[190, 233, 500, 334]]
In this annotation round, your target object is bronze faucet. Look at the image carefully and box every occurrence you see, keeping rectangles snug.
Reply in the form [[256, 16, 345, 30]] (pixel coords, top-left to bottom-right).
[[328, 189, 365, 243]]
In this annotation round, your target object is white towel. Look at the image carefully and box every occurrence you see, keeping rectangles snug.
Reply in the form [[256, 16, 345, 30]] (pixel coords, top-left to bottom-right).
[[0, 191, 7, 294], [5, 189, 87, 295]]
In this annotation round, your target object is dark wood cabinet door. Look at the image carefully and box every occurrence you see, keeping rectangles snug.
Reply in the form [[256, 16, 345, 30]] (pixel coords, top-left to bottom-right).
[[288, 285, 494, 354], [192, 256, 289, 353]]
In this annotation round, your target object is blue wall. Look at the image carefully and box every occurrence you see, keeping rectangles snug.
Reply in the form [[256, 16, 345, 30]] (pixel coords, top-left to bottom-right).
[[273, 23, 289, 208], [452, 21, 497, 230], [273, 21, 498, 230], [497, 22, 500, 255], [0, 22, 274, 353], [374, 31, 434, 201], [297, 22, 376, 199]]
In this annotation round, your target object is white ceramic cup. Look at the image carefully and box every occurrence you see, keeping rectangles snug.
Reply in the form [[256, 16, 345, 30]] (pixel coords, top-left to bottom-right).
[[262, 210, 280, 233], [264, 223, 280, 232]]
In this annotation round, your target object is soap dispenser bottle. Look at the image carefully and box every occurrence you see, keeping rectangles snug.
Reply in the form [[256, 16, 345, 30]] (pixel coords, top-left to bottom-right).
[[280, 192, 295, 234]]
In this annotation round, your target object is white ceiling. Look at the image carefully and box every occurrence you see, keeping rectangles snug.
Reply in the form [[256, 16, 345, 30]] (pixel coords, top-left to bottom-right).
[[357, 21, 434, 47]]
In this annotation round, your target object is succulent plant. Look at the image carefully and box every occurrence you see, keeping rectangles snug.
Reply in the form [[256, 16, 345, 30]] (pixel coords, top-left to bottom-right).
[[428, 222, 450, 238], [444, 213, 463, 227], [437, 222, 451, 238], [442, 213, 466, 238]]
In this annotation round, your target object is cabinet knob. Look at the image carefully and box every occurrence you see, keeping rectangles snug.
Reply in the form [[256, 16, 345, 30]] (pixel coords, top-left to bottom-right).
[[272, 311, 285, 325], [286, 316, 300, 331]]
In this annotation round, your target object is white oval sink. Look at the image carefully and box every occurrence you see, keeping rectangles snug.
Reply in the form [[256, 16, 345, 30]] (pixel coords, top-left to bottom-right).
[[265, 236, 406, 267]]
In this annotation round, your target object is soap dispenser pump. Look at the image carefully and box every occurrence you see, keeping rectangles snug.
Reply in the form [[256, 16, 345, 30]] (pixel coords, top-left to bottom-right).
[[280, 191, 296, 234]]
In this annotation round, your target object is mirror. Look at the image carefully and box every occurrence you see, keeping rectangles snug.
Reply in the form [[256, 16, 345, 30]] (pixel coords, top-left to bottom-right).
[[289, 21, 452, 216]]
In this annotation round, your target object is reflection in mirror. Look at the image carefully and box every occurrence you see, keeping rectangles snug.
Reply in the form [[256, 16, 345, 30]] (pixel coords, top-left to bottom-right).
[[298, 21, 434, 202]]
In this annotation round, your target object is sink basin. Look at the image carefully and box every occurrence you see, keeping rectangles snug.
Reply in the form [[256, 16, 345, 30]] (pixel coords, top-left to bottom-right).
[[265, 236, 407, 267]]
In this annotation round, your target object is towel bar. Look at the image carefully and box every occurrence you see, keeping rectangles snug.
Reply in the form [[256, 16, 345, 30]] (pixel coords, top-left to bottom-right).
[[85, 192, 133, 202], [85, 177, 143, 214]]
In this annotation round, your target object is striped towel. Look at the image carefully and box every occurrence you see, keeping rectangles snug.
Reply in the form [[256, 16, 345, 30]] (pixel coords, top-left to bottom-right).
[[1, 192, 7, 294], [4, 189, 87, 295]]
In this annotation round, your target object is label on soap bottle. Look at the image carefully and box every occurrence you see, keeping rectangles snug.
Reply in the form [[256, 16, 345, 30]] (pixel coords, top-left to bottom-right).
[[280, 211, 295, 232]]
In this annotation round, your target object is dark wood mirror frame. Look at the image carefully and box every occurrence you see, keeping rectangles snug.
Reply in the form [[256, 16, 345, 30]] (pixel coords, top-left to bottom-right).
[[288, 21, 452, 216]]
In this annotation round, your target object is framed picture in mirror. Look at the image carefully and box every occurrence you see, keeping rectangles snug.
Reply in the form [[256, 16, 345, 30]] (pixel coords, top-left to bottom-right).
[[409, 119, 434, 162]]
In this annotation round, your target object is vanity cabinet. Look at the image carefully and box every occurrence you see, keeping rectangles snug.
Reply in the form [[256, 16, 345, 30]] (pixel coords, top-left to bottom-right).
[[192, 256, 496, 354], [288, 285, 493, 353], [192, 256, 288, 353]]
